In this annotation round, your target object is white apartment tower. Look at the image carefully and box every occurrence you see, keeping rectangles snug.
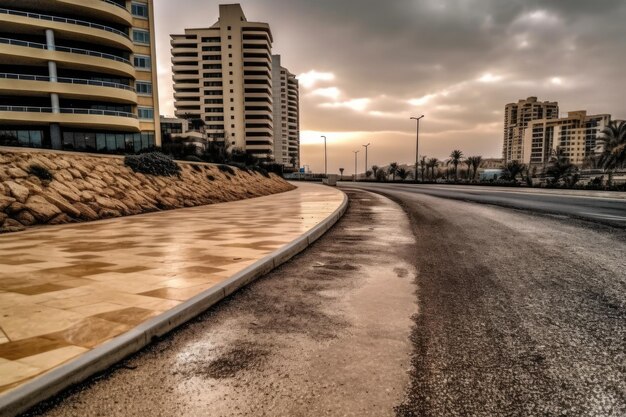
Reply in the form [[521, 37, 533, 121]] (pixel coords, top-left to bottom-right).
[[171, 4, 274, 159], [503, 97, 559, 163], [272, 55, 300, 169], [523, 111, 611, 167]]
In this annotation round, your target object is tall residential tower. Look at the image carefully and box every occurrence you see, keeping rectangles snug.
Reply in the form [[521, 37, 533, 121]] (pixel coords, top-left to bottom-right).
[[171, 4, 274, 159], [0, 0, 161, 152], [272, 55, 299, 170], [503, 97, 559, 163]]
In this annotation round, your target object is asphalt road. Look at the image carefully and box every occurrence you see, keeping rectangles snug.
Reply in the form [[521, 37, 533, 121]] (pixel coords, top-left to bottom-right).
[[343, 182, 626, 227], [25, 187, 626, 416], [344, 184, 626, 416]]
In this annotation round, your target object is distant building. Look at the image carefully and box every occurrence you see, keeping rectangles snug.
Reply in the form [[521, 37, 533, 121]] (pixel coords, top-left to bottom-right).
[[271, 55, 299, 170], [0, 0, 161, 152], [503, 97, 559, 163], [523, 111, 611, 167], [170, 4, 274, 160]]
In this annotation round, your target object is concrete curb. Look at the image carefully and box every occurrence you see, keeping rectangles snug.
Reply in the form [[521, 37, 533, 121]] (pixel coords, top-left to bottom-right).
[[0, 188, 348, 417]]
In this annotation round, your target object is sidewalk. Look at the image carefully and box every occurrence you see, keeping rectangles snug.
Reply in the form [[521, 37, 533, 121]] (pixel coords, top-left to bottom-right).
[[0, 183, 345, 403]]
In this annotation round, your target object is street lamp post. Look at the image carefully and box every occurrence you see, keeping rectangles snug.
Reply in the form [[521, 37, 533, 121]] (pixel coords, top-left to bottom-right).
[[321, 135, 327, 177], [362, 143, 370, 178], [353, 150, 360, 182], [410, 115, 425, 182]]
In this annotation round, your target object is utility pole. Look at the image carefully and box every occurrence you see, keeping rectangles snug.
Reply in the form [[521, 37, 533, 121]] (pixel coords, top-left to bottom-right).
[[362, 143, 370, 178], [410, 115, 425, 182], [321, 135, 327, 177], [353, 150, 360, 182]]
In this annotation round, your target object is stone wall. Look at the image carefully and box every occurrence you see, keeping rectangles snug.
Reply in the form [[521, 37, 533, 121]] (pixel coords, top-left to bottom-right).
[[0, 148, 296, 233]]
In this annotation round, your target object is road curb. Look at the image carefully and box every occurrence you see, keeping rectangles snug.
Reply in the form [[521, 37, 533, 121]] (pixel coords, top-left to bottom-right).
[[0, 189, 348, 417]]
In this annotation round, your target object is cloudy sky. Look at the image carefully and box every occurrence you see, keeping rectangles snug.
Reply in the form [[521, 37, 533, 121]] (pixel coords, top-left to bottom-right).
[[154, 0, 626, 173]]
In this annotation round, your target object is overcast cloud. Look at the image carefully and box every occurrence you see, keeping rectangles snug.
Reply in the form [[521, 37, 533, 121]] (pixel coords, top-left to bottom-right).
[[155, 0, 626, 173]]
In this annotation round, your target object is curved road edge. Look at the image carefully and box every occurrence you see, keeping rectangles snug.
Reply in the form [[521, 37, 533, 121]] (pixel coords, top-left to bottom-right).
[[0, 188, 349, 417]]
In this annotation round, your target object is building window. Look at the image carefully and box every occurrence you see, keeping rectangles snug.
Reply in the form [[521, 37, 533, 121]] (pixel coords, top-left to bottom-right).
[[133, 29, 150, 45], [138, 107, 154, 120], [134, 55, 151, 70], [135, 81, 152, 95], [131, 2, 149, 18], [227, 26, 232, 30]]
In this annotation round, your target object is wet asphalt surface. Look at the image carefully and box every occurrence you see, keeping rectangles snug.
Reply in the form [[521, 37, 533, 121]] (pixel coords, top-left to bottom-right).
[[24, 188, 626, 416]]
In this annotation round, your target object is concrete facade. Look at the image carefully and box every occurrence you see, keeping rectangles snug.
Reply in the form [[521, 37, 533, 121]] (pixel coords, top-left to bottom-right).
[[0, 0, 161, 151], [503, 97, 559, 163], [523, 111, 611, 167], [272, 55, 299, 169], [171, 4, 274, 160]]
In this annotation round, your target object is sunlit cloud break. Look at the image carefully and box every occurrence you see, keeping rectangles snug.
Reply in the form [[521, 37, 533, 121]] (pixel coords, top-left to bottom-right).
[[298, 70, 335, 89]]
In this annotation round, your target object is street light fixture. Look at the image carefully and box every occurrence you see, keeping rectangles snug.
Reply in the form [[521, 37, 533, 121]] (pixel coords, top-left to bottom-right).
[[353, 150, 360, 182], [321, 135, 327, 177], [362, 143, 370, 178], [410, 115, 425, 182]]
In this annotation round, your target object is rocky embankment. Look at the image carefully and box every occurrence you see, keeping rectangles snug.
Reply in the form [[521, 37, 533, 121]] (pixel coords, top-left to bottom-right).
[[0, 148, 295, 233]]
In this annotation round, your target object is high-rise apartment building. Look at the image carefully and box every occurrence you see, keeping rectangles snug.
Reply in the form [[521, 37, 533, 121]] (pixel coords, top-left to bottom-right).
[[171, 4, 275, 160], [503, 97, 559, 163], [523, 111, 611, 167], [272, 55, 299, 169], [0, 0, 161, 152]]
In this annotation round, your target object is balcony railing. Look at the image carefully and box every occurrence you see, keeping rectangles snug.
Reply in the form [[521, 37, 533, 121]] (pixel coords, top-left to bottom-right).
[[0, 73, 135, 92], [0, 38, 131, 65], [0, 106, 137, 119], [0, 8, 130, 39], [103, 0, 128, 10]]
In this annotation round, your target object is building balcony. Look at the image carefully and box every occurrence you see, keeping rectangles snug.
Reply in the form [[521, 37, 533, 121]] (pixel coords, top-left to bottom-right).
[[0, 105, 140, 131], [2, 0, 134, 26], [0, 73, 137, 104], [0, 7, 133, 52], [0, 37, 134, 78]]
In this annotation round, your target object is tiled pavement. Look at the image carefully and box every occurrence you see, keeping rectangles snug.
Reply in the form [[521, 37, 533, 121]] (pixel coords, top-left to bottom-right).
[[0, 182, 344, 394]]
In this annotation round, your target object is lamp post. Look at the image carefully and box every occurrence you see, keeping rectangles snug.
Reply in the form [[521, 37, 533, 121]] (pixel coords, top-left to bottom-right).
[[353, 150, 360, 182], [362, 143, 370, 178], [321, 135, 327, 177], [410, 115, 425, 182]]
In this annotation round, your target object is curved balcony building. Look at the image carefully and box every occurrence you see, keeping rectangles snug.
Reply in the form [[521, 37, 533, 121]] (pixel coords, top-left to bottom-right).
[[171, 4, 274, 160], [271, 55, 299, 170], [0, 0, 161, 153]]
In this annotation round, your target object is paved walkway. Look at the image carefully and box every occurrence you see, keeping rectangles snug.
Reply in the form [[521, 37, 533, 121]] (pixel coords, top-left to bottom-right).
[[0, 183, 344, 395]]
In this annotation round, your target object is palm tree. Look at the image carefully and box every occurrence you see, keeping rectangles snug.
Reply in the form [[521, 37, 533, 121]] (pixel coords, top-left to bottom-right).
[[339, 168, 344, 180], [388, 162, 399, 181], [545, 147, 578, 185], [365, 170, 373, 179], [397, 168, 409, 181], [375, 168, 387, 182], [448, 150, 463, 180], [371, 165, 380, 179], [464, 158, 473, 180], [470, 156, 483, 180], [427, 158, 439, 180], [501, 160, 526, 182], [419, 156, 427, 182], [598, 121, 626, 184]]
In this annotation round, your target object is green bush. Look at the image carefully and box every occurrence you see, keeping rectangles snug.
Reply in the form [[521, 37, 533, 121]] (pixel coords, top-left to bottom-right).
[[28, 164, 53, 181], [124, 152, 181, 177]]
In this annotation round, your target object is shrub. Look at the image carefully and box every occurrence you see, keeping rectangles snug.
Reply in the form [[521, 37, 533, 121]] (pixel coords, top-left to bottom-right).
[[207, 174, 215, 181], [28, 164, 53, 182], [184, 155, 203, 163], [124, 152, 181, 177], [191, 164, 203, 173], [218, 164, 236, 176]]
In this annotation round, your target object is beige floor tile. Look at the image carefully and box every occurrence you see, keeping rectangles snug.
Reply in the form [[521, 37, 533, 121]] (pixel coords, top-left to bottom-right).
[[16, 346, 88, 369]]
